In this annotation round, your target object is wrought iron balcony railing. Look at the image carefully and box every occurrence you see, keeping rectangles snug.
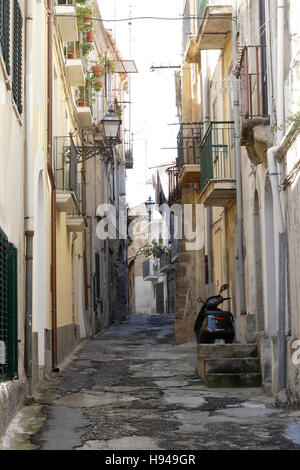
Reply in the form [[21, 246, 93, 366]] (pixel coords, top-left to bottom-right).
[[54, 136, 85, 215], [142, 258, 160, 280], [177, 122, 204, 171], [167, 164, 181, 204], [125, 148, 133, 169], [160, 245, 178, 273], [199, 121, 235, 192], [238, 45, 269, 120]]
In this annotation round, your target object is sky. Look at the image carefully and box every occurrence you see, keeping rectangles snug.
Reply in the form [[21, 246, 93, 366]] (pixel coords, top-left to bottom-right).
[[97, 0, 183, 207]]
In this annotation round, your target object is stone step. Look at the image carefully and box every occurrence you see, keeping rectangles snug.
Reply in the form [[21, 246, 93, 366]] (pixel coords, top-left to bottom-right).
[[205, 372, 262, 388], [205, 357, 261, 374], [198, 343, 258, 359]]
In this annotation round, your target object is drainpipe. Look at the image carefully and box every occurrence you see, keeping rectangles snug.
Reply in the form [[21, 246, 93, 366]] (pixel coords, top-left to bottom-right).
[[267, 147, 286, 395], [266, 0, 286, 397], [24, 0, 34, 385], [47, 0, 58, 372], [232, 1, 246, 315], [202, 51, 213, 296]]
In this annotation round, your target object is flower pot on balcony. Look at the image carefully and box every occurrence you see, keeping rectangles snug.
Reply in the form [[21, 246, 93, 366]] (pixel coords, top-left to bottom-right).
[[94, 81, 103, 92], [84, 14, 92, 24], [87, 31, 94, 43], [78, 97, 89, 107], [67, 48, 79, 59], [92, 65, 103, 77]]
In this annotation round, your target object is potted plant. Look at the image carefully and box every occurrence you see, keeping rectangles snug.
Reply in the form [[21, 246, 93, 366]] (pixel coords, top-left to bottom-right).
[[91, 64, 104, 77], [76, 4, 93, 31], [76, 86, 89, 107], [66, 42, 80, 59], [86, 31, 94, 42], [91, 53, 115, 78], [94, 80, 103, 92], [79, 41, 93, 58]]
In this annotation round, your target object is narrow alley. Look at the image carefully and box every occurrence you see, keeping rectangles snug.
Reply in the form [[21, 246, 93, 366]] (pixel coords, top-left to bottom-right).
[[2, 314, 300, 451]]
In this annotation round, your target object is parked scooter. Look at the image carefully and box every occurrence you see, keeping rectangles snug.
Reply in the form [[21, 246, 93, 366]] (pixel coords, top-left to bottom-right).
[[194, 284, 234, 344]]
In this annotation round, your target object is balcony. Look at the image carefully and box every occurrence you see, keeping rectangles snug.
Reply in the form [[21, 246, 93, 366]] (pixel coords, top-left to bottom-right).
[[237, 46, 271, 166], [54, 136, 85, 217], [196, 0, 232, 50], [177, 122, 204, 184], [75, 86, 93, 127], [199, 121, 236, 207], [160, 246, 178, 274], [125, 148, 133, 169], [167, 164, 181, 204], [183, 0, 199, 63], [143, 258, 160, 281], [65, 42, 85, 87], [55, 1, 79, 43]]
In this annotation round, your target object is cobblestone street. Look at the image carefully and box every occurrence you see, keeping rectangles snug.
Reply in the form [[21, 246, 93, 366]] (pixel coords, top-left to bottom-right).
[[2, 314, 300, 451]]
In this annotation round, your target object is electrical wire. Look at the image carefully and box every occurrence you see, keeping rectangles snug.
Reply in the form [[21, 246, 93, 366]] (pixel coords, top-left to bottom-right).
[[54, 14, 236, 23]]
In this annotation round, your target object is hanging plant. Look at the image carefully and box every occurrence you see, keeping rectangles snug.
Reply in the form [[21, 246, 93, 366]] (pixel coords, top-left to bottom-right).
[[135, 239, 167, 260], [86, 31, 94, 43], [91, 64, 104, 77], [76, 4, 93, 32], [79, 40, 93, 57], [94, 80, 103, 92], [91, 53, 115, 75]]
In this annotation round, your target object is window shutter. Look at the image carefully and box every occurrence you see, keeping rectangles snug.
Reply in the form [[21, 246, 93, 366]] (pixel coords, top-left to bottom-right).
[[0, 228, 9, 381], [0, 230, 18, 381], [0, 0, 11, 75], [12, 0, 22, 115], [8, 243, 18, 379]]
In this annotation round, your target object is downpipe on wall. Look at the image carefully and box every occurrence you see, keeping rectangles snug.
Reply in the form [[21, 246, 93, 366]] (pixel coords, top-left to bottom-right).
[[24, 0, 34, 387], [266, 0, 287, 399], [232, 1, 246, 316], [47, 0, 59, 372], [202, 51, 213, 298]]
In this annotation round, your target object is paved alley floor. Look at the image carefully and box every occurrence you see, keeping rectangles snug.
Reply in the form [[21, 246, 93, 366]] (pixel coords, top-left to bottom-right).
[[2, 314, 300, 450]]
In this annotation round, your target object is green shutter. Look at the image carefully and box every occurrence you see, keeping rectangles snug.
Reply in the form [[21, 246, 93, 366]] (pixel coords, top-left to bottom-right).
[[12, 0, 22, 115], [0, 0, 11, 75], [0, 228, 9, 381], [8, 243, 18, 379], [0, 229, 18, 382]]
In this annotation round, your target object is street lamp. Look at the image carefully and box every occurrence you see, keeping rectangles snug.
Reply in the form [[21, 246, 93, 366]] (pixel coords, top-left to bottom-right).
[[102, 109, 122, 141], [145, 196, 154, 223]]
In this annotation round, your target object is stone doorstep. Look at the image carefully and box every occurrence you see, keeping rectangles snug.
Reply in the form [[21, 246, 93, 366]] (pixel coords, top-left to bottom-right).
[[204, 372, 262, 388], [196, 344, 262, 388], [205, 357, 261, 375], [198, 344, 258, 359]]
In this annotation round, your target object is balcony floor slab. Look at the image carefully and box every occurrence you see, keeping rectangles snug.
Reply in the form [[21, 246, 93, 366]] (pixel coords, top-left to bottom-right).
[[198, 179, 236, 207]]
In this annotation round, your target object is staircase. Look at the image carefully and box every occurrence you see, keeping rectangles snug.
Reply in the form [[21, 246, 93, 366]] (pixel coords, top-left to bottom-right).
[[197, 344, 262, 387]]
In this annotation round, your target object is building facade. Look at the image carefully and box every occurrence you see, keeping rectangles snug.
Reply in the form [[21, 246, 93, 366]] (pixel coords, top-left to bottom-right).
[[0, 0, 130, 438], [177, 0, 300, 404]]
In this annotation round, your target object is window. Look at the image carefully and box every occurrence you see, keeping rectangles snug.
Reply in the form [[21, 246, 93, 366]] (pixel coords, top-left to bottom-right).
[[12, 0, 23, 115], [0, 227, 18, 382], [0, 0, 11, 75]]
